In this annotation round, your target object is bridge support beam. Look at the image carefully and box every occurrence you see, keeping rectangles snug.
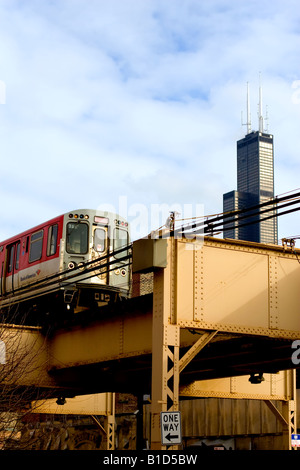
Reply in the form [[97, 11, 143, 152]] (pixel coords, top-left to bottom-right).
[[106, 392, 115, 450], [91, 392, 115, 449], [264, 369, 297, 450], [151, 239, 180, 450]]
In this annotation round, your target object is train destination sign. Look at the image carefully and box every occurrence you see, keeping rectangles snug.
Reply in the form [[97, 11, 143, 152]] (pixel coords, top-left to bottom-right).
[[161, 411, 182, 445]]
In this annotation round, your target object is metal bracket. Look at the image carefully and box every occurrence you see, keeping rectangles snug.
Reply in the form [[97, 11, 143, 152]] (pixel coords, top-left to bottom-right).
[[179, 330, 218, 373]]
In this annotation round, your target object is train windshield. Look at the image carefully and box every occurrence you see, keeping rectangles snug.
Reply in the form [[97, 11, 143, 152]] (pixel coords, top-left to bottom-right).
[[66, 222, 88, 254], [113, 228, 129, 260]]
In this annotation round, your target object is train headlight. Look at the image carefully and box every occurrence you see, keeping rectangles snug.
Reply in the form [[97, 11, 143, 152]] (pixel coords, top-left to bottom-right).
[[121, 268, 126, 276], [68, 262, 76, 269]]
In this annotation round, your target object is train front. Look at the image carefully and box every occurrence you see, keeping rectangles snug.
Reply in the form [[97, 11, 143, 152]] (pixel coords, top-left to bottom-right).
[[61, 210, 130, 311]]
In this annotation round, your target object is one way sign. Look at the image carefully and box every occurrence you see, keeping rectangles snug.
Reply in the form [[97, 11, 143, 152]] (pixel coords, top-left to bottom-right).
[[161, 411, 182, 445]]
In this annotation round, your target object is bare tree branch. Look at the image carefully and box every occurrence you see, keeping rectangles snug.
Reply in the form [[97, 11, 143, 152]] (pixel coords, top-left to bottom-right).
[[0, 305, 54, 449]]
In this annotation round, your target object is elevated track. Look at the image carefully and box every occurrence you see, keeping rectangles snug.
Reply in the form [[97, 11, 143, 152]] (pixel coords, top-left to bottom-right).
[[1, 235, 300, 448]]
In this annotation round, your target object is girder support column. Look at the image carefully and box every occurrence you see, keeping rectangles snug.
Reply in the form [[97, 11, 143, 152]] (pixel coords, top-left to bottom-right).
[[151, 238, 180, 450], [106, 392, 115, 450], [150, 239, 218, 450], [264, 370, 297, 450], [90, 392, 115, 449]]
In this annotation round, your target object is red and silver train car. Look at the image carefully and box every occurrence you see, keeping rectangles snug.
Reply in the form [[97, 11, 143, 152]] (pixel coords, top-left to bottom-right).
[[0, 209, 130, 320]]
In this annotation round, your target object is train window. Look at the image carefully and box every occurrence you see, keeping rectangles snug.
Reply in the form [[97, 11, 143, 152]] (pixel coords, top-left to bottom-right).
[[93, 228, 106, 252], [15, 243, 20, 270], [47, 224, 58, 256], [66, 222, 88, 254], [7, 245, 14, 273], [29, 230, 44, 263], [113, 228, 129, 259]]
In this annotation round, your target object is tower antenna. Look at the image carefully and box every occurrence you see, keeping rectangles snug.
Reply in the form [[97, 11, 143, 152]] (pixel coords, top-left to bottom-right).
[[246, 82, 251, 134], [265, 104, 269, 132], [258, 72, 264, 133], [241, 82, 252, 134]]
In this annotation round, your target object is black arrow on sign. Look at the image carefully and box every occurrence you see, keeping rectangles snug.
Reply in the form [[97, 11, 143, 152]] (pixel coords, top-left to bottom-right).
[[165, 433, 179, 441]]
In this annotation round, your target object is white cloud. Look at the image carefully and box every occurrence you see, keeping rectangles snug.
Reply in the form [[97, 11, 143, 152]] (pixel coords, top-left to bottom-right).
[[0, 0, 300, 241]]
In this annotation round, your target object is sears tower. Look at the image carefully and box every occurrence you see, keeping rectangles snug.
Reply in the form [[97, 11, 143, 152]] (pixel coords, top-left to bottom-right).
[[223, 83, 278, 244]]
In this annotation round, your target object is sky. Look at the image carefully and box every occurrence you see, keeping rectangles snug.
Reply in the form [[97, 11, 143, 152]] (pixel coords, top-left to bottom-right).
[[0, 0, 300, 242]]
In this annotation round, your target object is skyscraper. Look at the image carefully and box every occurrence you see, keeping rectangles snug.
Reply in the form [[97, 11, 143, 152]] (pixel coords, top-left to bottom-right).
[[223, 83, 278, 244]]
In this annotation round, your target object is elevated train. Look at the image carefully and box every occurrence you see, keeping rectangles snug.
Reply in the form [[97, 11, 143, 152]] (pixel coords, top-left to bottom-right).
[[0, 209, 130, 322]]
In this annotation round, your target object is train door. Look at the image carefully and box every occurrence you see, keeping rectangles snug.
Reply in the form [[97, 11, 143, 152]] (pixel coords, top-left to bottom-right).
[[92, 224, 109, 284], [4, 241, 20, 294], [111, 226, 130, 290]]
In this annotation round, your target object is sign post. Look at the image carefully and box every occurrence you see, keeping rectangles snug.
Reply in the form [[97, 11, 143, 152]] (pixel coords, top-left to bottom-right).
[[161, 412, 182, 446]]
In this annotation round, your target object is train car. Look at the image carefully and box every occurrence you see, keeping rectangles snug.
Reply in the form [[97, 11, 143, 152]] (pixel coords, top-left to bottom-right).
[[0, 209, 130, 321]]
